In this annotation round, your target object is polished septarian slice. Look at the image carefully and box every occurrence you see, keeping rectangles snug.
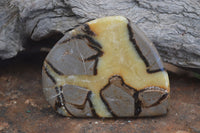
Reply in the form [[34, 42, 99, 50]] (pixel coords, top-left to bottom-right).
[[42, 16, 170, 117]]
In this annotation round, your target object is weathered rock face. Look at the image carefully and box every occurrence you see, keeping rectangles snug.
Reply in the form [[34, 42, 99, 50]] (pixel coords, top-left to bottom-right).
[[1, 0, 200, 69], [0, 0, 23, 59], [42, 16, 170, 117]]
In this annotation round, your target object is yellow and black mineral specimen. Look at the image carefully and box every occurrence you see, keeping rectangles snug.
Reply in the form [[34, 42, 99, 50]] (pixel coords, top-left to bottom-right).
[[42, 16, 170, 117]]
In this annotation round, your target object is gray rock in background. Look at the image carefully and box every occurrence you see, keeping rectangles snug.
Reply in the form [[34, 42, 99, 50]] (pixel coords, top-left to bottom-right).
[[0, 0, 23, 59], [1, 0, 200, 69]]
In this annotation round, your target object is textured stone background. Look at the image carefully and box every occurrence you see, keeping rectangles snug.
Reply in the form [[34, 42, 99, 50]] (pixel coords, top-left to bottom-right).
[[0, 0, 200, 69]]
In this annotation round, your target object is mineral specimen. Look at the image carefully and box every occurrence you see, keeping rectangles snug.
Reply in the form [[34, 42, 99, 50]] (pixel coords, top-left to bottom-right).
[[42, 16, 170, 117]]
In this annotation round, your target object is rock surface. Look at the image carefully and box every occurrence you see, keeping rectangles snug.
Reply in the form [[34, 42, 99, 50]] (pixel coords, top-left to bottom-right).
[[0, 0, 23, 59], [1, 0, 200, 69]]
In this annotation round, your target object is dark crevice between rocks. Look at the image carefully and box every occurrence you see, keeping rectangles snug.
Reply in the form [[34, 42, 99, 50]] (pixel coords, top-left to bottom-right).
[[0, 31, 63, 68], [23, 31, 64, 54]]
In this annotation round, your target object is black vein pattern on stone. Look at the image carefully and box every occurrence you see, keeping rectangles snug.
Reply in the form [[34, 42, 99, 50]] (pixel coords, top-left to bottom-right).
[[58, 34, 103, 75], [44, 61, 99, 117], [127, 22, 165, 73]]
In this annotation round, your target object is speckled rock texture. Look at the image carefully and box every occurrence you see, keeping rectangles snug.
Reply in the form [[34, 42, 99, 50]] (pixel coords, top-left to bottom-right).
[[0, 0, 200, 70], [0, 0, 23, 59]]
